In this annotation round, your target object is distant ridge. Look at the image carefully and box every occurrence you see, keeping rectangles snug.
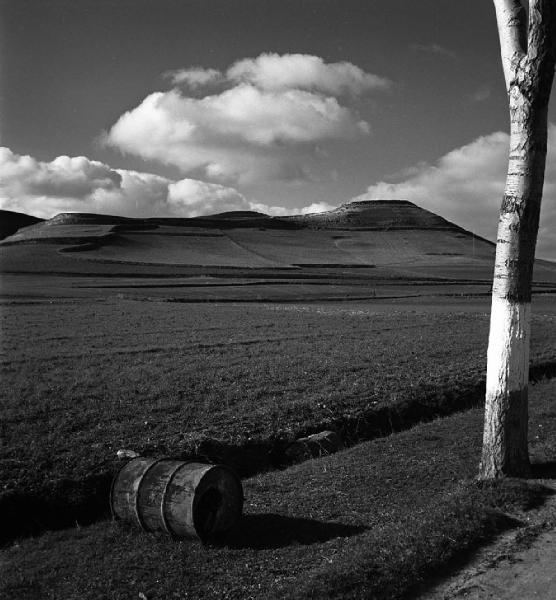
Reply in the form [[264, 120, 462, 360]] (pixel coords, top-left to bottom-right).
[[204, 210, 269, 219], [47, 213, 134, 226], [20, 210, 294, 231], [3, 199, 556, 279], [0, 210, 43, 241], [1, 200, 467, 235], [0, 200, 496, 260]]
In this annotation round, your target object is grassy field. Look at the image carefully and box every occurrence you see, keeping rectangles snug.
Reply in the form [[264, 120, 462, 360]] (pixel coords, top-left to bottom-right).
[[2, 378, 556, 600], [2, 294, 556, 546], [2, 206, 556, 597], [0, 272, 498, 302], [2, 297, 556, 493]]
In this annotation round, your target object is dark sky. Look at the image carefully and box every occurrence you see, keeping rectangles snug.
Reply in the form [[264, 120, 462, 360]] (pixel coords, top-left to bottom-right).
[[1, 0, 506, 168], [1, 0, 555, 257]]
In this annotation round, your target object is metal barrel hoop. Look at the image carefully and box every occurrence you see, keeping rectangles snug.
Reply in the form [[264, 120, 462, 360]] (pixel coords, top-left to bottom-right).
[[134, 457, 166, 531], [109, 457, 139, 520], [159, 461, 186, 536]]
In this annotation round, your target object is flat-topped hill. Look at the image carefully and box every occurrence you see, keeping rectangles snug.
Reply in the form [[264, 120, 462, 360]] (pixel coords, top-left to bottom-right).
[[288, 200, 465, 231]]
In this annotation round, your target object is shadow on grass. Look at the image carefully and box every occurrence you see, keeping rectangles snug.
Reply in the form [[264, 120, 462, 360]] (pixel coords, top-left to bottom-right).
[[220, 514, 366, 549], [530, 461, 556, 480], [403, 510, 524, 600], [0, 472, 112, 546], [402, 480, 554, 600]]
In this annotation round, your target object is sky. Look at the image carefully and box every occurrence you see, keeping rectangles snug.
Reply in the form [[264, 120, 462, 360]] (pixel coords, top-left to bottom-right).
[[1, 0, 556, 259]]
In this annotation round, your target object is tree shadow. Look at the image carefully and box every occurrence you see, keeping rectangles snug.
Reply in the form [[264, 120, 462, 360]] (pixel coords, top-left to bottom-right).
[[215, 513, 366, 549], [406, 511, 524, 600], [530, 461, 556, 480]]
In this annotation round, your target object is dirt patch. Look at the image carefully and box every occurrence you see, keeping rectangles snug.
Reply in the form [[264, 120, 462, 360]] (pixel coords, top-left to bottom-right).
[[417, 480, 556, 599]]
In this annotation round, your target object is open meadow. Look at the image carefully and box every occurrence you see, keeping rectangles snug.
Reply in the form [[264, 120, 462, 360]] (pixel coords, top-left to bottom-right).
[[2, 294, 556, 490], [2, 291, 556, 542], [2, 204, 556, 598]]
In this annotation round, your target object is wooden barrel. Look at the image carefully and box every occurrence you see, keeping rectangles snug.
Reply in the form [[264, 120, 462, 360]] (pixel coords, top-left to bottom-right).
[[110, 457, 243, 540]]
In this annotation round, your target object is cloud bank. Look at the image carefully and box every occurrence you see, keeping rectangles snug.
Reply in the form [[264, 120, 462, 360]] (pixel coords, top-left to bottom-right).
[[357, 124, 556, 260], [106, 53, 388, 183], [166, 53, 390, 96], [0, 147, 333, 219]]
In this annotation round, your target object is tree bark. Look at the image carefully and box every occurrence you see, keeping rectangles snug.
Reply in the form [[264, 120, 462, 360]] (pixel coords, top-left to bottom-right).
[[479, 0, 555, 479]]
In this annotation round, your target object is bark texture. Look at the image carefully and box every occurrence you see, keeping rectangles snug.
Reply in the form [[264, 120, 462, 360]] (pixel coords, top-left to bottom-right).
[[480, 0, 556, 478]]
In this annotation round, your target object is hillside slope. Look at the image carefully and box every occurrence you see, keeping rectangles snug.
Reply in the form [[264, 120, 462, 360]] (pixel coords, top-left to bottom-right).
[[1, 200, 555, 282], [0, 210, 43, 240]]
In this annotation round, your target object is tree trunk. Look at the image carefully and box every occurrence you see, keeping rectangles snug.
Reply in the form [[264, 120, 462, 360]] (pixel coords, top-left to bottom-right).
[[479, 0, 555, 479]]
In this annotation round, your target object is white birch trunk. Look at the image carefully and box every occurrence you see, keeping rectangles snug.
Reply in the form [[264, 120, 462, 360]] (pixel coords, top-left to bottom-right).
[[480, 0, 555, 478]]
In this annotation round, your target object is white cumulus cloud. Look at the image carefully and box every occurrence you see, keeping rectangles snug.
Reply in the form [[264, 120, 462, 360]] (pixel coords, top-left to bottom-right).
[[105, 53, 386, 183], [249, 200, 336, 217], [0, 148, 248, 218], [0, 147, 122, 200], [226, 53, 390, 95], [105, 86, 369, 183], [357, 125, 556, 260], [0, 147, 332, 220], [167, 178, 250, 216]]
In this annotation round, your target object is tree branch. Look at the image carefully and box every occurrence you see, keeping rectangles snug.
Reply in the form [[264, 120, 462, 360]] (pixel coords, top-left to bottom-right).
[[493, 0, 528, 90]]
